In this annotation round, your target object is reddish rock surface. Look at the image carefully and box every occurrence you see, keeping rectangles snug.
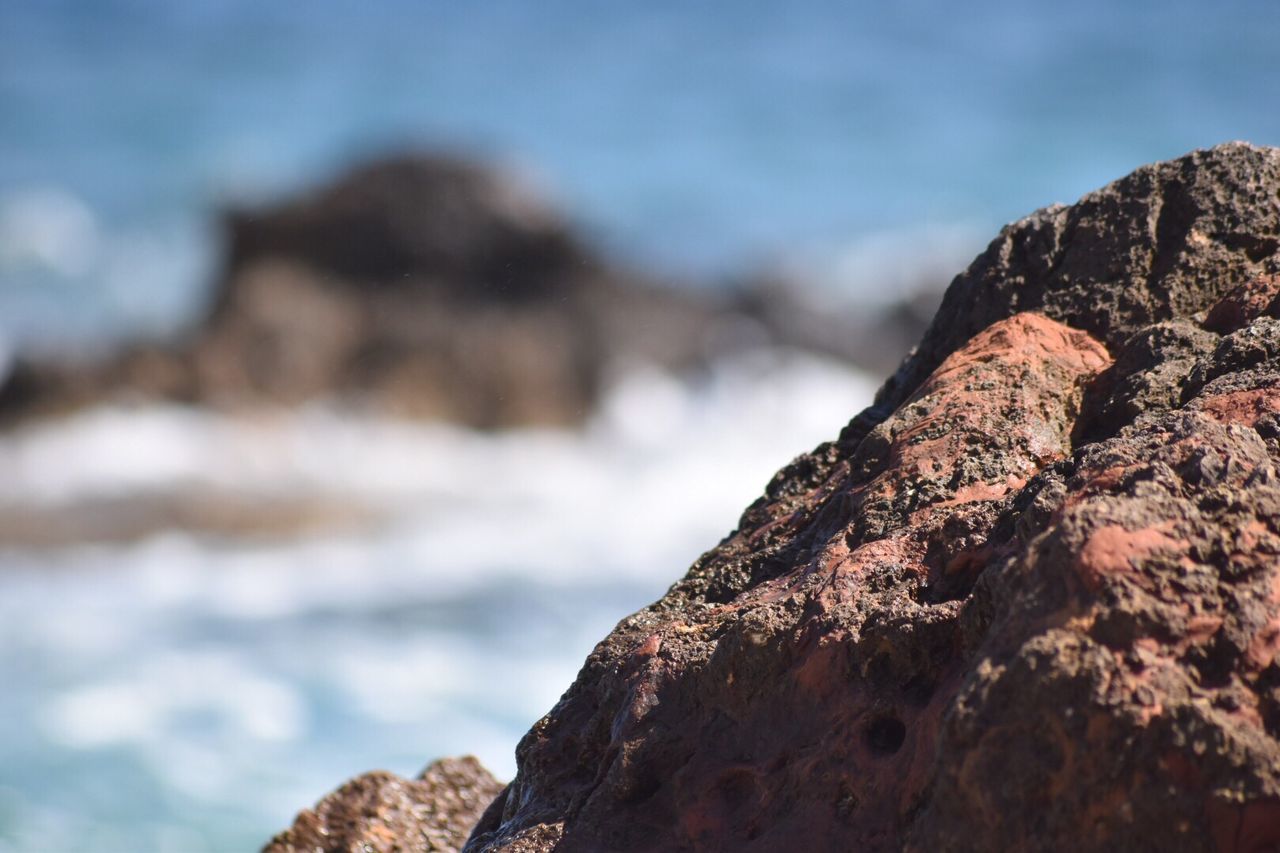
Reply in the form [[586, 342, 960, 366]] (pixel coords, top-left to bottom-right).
[[266, 756, 504, 853], [271, 142, 1280, 852]]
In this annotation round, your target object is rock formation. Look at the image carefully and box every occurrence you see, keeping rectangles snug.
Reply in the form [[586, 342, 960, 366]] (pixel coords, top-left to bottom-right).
[[266, 757, 504, 852], [0, 153, 948, 431], [270, 141, 1280, 851], [0, 152, 945, 431], [0, 156, 724, 428]]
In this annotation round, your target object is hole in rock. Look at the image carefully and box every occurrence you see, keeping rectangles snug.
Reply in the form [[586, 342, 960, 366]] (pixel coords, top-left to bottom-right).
[[864, 715, 907, 755]]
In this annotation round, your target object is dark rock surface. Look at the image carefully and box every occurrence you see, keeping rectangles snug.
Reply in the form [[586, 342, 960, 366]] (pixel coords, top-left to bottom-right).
[[274, 142, 1280, 852]]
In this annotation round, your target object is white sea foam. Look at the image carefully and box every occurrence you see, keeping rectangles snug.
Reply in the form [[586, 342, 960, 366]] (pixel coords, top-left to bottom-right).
[[0, 351, 877, 851]]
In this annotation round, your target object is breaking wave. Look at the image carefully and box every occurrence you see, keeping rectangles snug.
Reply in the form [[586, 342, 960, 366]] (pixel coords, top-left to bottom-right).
[[0, 352, 875, 851]]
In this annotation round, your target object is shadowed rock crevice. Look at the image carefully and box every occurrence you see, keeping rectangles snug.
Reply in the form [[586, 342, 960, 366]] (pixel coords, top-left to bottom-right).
[[269, 143, 1280, 852]]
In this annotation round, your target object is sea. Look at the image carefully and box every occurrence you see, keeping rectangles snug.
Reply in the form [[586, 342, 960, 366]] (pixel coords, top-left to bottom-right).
[[1, 1, 1279, 849]]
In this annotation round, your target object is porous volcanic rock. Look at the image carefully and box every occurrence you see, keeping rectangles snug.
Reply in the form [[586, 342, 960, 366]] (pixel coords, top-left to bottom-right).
[[272, 142, 1280, 852], [266, 756, 504, 853]]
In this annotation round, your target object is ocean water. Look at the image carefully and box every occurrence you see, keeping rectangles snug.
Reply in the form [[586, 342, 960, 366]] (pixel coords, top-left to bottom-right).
[[3, 2, 1280, 850], [0, 354, 876, 851], [3, 0, 1280, 347]]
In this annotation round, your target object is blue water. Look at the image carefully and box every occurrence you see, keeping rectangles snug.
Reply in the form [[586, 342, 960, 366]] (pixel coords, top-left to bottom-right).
[[0, 358, 878, 851], [2, 3, 1280, 851], [3, 0, 1279, 347]]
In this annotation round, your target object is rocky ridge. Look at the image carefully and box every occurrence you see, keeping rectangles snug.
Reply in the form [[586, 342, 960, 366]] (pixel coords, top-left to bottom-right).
[[269, 143, 1280, 851]]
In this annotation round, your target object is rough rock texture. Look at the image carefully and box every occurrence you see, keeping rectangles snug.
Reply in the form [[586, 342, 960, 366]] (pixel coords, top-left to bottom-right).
[[267, 756, 504, 853], [277, 142, 1280, 852]]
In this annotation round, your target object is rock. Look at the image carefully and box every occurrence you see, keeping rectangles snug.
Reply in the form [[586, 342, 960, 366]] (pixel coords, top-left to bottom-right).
[[0, 152, 944, 431], [218, 155, 587, 301], [873, 142, 1280, 416], [0, 154, 741, 429], [272, 142, 1280, 851], [190, 154, 666, 427], [266, 756, 504, 853]]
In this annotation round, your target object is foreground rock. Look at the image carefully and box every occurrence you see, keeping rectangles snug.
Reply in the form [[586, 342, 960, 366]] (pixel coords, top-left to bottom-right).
[[272, 142, 1280, 852], [266, 757, 504, 853]]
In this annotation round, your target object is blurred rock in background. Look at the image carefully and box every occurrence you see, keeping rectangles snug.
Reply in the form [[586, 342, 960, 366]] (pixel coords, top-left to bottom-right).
[[0, 153, 939, 430]]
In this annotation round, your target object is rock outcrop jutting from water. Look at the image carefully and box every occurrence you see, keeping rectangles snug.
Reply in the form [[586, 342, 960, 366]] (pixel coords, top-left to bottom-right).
[[0, 155, 718, 428], [269, 143, 1280, 851], [0, 154, 936, 431]]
